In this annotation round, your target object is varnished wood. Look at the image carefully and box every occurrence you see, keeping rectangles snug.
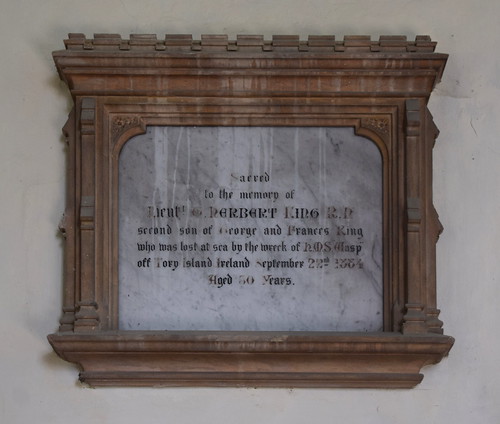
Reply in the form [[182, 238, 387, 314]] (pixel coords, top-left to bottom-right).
[[50, 34, 453, 387], [48, 331, 453, 388]]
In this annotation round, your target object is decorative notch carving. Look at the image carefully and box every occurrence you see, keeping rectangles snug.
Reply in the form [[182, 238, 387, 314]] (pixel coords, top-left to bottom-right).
[[80, 98, 96, 135], [79, 196, 95, 230], [406, 197, 421, 228], [405, 99, 421, 136], [63, 33, 437, 53], [111, 115, 143, 143], [361, 117, 390, 143]]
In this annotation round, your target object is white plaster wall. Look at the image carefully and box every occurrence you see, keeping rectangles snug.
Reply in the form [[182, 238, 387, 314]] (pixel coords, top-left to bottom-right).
[[1, 0, 499, 422]]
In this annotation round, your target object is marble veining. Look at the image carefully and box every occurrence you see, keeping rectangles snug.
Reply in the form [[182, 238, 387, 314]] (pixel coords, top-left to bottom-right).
[[118, 126, 383, 331]]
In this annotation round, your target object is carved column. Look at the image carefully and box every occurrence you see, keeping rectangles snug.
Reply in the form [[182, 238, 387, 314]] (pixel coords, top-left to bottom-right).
[[58, 108, 77, 332], [403, 99, 427, 334], [73, 97, 100, 332], [424, 109, 444, 334]]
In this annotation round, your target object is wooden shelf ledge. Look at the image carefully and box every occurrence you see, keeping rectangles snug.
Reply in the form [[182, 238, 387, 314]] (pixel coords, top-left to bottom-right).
[[48, 331, 454, 388]]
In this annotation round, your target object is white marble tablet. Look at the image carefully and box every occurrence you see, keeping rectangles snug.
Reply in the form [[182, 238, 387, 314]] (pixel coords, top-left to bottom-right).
[[118, 126, 382, 331]]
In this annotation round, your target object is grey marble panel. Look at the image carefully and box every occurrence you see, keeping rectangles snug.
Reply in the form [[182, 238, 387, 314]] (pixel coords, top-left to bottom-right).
[[118, 126, 382, 331]]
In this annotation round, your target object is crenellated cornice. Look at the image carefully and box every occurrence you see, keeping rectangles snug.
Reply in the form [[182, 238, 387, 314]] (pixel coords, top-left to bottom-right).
[[62, 33, 438, 53]]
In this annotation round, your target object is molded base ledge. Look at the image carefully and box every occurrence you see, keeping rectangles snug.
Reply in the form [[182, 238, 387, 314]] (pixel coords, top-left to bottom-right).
[[48, 331, 454, 388]]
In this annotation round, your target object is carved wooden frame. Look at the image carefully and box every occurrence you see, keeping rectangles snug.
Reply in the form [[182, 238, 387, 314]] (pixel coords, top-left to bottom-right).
[[48, 34, 453, 388]]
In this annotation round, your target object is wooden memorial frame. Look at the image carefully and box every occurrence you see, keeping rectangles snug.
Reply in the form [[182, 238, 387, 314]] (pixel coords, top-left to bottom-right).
[[48, 33, 453, 388]]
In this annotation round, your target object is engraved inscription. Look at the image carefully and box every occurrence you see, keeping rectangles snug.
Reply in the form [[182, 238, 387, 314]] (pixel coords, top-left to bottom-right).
[[118, 126, 382, 331]]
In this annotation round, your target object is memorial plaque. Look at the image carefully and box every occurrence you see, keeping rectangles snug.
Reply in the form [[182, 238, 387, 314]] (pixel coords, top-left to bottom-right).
[[119, 126, 382, 331], [49, 34, 454, 388]]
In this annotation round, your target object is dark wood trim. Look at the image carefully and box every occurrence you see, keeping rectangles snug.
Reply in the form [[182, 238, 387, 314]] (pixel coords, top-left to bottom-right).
[[48, 331, 453, 388]]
